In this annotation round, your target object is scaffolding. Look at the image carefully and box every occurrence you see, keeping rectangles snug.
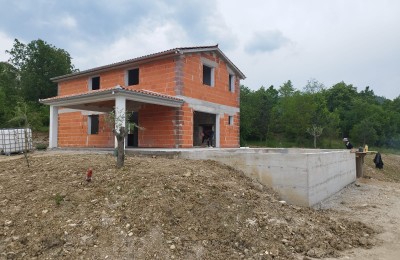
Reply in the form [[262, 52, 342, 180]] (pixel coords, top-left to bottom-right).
[[0, 128, 33, 155]]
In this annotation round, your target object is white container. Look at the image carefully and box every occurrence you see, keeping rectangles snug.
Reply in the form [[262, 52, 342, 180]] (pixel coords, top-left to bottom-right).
[[0, 128, 33, 155]]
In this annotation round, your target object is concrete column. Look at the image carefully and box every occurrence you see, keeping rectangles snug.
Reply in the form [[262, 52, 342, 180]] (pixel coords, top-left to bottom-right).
[[215, 113, 220, 148], [49, 106, 58, 148], [114, 96, 126, 148]]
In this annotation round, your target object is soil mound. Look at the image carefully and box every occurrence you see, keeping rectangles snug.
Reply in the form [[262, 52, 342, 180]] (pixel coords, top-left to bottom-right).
[[0, 154, 375, 259]]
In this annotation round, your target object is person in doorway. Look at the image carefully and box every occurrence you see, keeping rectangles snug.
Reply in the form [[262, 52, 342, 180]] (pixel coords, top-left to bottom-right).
[[342, 138, 353, 149], [207, 129, 214, 147], [202, 127, 214, 147]]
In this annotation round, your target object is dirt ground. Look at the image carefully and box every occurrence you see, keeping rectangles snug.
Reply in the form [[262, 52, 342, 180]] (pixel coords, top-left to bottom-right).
[[320, 152, 400, 260], [0, 150, 398, 260]]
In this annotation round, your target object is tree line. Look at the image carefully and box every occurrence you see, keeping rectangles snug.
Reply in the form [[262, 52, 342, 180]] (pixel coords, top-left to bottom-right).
[[240, 79, 400, 149]]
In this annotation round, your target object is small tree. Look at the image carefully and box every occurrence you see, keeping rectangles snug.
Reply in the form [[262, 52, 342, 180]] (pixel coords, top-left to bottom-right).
[[307, 124, 324, 148], [105, 109, 140, 169]]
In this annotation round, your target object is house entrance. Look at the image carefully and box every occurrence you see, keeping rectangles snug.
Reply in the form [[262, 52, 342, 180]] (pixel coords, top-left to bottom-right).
[[193, 111, 216, 147], [127, 112, 138, 147]]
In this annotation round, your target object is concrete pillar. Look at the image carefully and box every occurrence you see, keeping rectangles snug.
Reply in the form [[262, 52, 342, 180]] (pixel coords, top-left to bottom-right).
[[114, 96, 126, 148], [215, 113, 220, 148], [49, 106, 58, 148]]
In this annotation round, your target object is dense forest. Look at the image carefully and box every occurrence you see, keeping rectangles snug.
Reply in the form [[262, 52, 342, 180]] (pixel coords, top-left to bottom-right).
[[240, 80, 400, 149], [1, 39, 399, 150]]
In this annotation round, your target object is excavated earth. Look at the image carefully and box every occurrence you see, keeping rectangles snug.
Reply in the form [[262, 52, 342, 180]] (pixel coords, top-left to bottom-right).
[[0, 151, 380, 260]]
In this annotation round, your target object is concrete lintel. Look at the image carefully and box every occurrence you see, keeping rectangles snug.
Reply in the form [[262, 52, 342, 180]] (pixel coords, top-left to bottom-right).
[[177, 96, 239, 115]]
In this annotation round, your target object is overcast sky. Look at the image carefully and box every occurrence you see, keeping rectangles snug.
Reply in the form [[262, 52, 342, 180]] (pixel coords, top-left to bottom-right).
[[0, 0, 399, 99]]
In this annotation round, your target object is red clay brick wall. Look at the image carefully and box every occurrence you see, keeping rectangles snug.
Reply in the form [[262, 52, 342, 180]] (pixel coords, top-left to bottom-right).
[[58, 59, 176, 96], [99, 59, 176, 94], [219, 113, 240, 148], [182, 53, 239, 107], [180, 104, 194, 148], [138, 104, 176, 148], [134, 59, 176, 95], [58, 78, 89, 96], [58, 111, 113, 147], [138, 104, 194, 148]]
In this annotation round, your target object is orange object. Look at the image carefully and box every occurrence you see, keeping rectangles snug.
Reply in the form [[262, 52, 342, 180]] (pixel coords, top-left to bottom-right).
[[86, 168, 92, 182]]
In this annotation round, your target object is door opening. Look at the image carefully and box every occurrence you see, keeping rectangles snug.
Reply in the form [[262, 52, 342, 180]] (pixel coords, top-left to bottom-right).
[[127, 112, 138, 147], [193, 111, 216, 147]]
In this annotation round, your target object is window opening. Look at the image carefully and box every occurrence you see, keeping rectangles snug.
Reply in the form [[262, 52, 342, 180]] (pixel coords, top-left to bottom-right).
[[127, 68, 139, 86], [203, 65, 214, 86], [229, 74, 235, 92], [228, 116, 234, 125], [90, 76, 100, 90], [88, 115, 99, 134]]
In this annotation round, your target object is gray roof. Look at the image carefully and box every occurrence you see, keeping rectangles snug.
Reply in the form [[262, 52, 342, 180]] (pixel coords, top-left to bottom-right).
[[51, 45, 246, 82]]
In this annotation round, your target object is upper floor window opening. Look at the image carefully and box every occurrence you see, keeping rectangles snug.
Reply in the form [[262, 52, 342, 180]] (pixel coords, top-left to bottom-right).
[[126, 68, 139, 86], [90, 76, 100, 90], [203, 65, 215, 87], [229, 74, 235, 92]]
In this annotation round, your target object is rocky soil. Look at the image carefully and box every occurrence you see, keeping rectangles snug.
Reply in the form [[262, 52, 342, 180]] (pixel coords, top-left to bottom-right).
[[0, 151, 380, 260], [321, 152, 400, 260]]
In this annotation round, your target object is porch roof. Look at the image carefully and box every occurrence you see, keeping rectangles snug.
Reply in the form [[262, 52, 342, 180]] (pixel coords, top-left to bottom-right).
[[39, 86, 184, 108]]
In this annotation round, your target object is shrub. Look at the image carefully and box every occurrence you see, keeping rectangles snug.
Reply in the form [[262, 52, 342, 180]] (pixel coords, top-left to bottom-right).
[[36, 143, 47, 150]]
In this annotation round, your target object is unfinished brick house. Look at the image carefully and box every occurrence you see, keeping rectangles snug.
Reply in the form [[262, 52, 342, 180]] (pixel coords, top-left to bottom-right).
[[40, 45, 245, 149]]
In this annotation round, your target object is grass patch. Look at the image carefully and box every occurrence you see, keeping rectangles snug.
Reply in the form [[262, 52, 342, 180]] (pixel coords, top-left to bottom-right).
[[54, 193, 65, 206]]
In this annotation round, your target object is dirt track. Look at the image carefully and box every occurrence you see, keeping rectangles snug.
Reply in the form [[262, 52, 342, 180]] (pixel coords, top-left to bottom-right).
[[0, 151, 399, 259], [321, 153, 400, 260]]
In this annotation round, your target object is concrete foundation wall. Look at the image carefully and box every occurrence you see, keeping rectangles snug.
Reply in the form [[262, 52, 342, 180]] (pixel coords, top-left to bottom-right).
[[179, 148, 356, 206]]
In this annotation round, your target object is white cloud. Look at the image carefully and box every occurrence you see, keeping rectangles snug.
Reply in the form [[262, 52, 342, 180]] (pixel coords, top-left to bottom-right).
[[59, 14, 77, 30], [245, 30, 291, 54], [73, 20, 188, 71], [0, 31, 14, 62]]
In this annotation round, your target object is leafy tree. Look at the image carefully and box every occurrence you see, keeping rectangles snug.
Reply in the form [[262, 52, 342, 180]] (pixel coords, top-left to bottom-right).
[[303, 78, 325, 94], [239, 85, 255, 143], [6, 39, 76, 102], [323, 109, 341, 147], [0, 62, 21, 126], [307, 125, 324, 148], [253, 86, 278, 142], [276, 92, 314, 144], [324, 82, 358, 137], [278, 80, 296, 97], [359, 86, 377, 104], [350, 119, 378, 147]]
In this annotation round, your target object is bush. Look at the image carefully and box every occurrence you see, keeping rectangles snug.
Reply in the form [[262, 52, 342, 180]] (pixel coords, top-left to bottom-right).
[[35, 143, 47, 150]]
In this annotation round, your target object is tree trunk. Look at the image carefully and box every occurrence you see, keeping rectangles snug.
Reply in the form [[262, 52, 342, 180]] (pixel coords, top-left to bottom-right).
[[23, 128, 30, 168], [314, 135, 317, 148], [116, 127, 126, 169]]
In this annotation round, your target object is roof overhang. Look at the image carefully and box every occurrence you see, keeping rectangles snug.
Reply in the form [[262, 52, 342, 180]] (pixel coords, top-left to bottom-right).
[[39, 87, 184, 109], [51, 45, 245, 83]]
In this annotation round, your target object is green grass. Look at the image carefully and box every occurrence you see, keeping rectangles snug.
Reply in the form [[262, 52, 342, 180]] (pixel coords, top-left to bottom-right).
[[54, 193, 65, 206]]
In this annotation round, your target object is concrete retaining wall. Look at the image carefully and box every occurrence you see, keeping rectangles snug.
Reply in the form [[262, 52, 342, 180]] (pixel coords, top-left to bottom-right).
[[179, 148, 356, 206]]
